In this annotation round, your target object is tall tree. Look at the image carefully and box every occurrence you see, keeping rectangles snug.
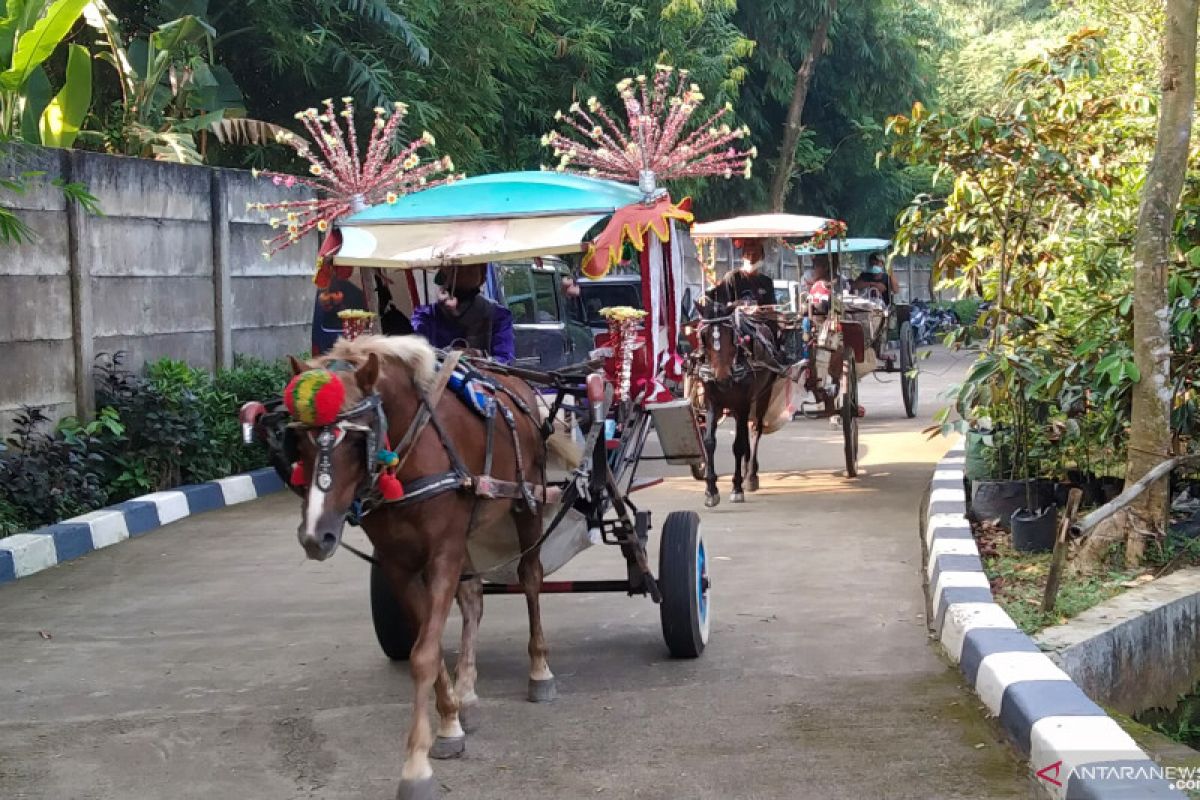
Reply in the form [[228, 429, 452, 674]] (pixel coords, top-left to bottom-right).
[[1122, 0, 1198, 561], [767, 0, 835, 211]]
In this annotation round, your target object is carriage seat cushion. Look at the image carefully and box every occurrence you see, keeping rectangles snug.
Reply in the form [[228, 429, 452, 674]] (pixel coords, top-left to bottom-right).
[[445, 360, 497, 419]]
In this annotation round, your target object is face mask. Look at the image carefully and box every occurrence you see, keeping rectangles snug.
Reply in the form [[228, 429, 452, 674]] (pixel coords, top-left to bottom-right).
[[452, 287, 480, 303], [740, 258, 759, 273]]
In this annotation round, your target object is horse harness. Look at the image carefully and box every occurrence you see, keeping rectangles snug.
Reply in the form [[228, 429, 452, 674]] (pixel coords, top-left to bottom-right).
[[287, 351, 550, 536], [693, 307, 786, 385]]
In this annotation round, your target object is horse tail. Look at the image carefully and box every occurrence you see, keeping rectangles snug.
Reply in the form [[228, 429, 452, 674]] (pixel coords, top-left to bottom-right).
[[534, 395, 583, 472], [545, 419, 583, 472]]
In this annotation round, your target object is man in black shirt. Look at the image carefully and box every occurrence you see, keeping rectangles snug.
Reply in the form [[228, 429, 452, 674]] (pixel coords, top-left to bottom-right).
[[708, 238, 776, 308], [704, 238, 786, 372]]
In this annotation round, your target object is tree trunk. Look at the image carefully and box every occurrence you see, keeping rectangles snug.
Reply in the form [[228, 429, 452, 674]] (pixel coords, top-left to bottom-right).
[[767, 1, 836, 212], [1123, 0, 1197, 566]]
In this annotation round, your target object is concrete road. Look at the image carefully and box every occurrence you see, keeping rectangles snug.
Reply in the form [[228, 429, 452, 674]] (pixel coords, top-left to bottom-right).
[[0, 347, 1034, 799]]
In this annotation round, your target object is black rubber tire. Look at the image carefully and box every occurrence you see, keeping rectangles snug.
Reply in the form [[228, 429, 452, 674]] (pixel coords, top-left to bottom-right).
[[658, 511, 710, 659], [841, 348, 859, 478], [900, 321, 918, 419], [370, 559, 415, 661]]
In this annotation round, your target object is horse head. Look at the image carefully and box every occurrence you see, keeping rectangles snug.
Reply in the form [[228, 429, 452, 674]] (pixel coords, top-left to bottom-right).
[[283, 335, 437, 561], [697, 305, 750, 388], [285, 353, 384, 561]]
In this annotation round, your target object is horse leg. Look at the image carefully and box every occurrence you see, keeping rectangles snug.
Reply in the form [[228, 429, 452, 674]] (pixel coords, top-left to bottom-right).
[[703, 393, 721, 508], [747, 385, 768, 493], [396, 548, 464, 800], [454, 575, 483, 733], [731, 408, 749, 503], [515, 512, 555, 702], [429, 660, 465, 760]]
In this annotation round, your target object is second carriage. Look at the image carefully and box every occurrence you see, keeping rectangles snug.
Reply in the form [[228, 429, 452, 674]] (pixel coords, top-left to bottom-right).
[[687, 216, 920, 478]]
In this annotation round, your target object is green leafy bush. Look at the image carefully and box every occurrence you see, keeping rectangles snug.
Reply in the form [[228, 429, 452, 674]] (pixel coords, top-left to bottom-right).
[[0, 352, 290, 536]]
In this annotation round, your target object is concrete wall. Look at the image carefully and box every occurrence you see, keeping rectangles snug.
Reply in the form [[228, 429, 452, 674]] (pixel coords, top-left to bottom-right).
[[1, 146, 316, 435], [1035, 568, 1200, 716]]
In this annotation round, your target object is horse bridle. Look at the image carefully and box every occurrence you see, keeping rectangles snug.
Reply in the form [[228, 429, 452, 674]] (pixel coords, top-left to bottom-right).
[[696, 309, 753, 384], [288, 392, 389, 496]]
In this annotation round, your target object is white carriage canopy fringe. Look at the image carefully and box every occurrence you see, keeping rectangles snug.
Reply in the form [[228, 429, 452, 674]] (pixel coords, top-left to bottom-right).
[[334, 213, 607, 268], [690, 213, 831, 240]]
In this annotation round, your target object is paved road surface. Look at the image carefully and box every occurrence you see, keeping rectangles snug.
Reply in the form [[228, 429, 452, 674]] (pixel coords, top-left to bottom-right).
[[0, 347, 1035, 799]]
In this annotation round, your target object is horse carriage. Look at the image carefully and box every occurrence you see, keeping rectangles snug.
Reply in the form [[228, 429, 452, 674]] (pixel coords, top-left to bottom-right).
[[236, 75, 752, 798], [686, 218, 919, 483]]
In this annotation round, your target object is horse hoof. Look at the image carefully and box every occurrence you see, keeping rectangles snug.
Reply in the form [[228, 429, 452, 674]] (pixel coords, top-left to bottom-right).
[[704, 493, 720, 508], [747, 476, 759, 493], [430, 735, 465, 760], [459, 702, 481, 734], [731, 491, 745, 503], [528, 677, 557, 703], [396, 777, 439, 800]]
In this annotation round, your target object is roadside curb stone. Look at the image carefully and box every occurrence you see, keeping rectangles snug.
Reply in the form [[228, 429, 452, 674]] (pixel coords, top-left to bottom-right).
[[922, 438, 1182, 799], [0, 467, 285, 587]]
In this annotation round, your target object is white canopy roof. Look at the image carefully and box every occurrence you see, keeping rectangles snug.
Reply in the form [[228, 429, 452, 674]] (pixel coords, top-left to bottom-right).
[[335, 213, 602, 269], [690, 213, 832, 240]]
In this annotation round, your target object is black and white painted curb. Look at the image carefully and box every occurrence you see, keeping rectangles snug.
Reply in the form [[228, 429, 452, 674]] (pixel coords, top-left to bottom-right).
[[925, 439, 1183, 799], [0, 467, 284, 587]]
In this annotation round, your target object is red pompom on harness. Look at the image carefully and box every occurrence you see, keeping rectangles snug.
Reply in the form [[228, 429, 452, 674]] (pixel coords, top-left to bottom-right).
[[290, 460, 308, 488], [284, 369, 346, 426], [378, 471, 405, 501]]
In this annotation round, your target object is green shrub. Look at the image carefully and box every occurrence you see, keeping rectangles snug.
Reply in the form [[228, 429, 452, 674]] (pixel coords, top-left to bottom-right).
[[0, 407, 111, 532], [0, 352, 290, 536]]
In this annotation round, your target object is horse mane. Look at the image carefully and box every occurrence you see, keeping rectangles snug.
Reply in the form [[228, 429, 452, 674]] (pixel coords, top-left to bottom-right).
[[316, 334, 436, 389]]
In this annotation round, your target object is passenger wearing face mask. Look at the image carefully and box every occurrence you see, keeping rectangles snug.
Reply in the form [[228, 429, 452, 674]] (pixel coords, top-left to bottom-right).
[[707, 238, 776, 309], [411, 264, 515, 364], [852, 253, 899, 305]]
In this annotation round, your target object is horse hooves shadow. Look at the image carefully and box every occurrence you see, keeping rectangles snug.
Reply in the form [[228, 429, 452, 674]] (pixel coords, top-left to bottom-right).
[[528, 677, 557, 703], [396, 777, 438, 800], [704, 493, 720, 508], [430, 735, 465, 760], [459, 702, 481, 734]]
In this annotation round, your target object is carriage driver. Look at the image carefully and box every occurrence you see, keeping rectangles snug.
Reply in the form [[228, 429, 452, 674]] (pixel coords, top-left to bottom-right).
[[704, 237, 787, 371], [708, 237, 775, 308], [411, 264, 516, 364]]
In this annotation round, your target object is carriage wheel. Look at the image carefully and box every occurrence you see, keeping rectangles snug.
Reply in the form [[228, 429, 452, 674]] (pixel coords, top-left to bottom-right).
[[841, 347, 860, 478], [900, 321, 918, 419], [370, 558, 416, 661], [659, 511, 710, 658]]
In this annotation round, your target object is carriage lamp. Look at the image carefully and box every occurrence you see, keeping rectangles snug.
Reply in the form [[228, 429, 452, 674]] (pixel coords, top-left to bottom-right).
[[338, 309, 377, 341], [599, 306, 647, 402], [239, 401, 267, 444]]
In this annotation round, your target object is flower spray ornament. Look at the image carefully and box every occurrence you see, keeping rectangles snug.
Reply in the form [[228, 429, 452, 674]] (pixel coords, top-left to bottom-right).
[[542, 65, 756, 194], [247, 97, 464, 280], [809, 219, 849, 251], [599, 306, 648, 402]]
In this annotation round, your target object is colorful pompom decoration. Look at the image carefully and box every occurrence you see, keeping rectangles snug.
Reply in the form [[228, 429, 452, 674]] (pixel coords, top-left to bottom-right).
[[290, 461, 309, 488], [284, 369, 346, 426], [379, 471, 405, 501], [377, 449, 400, 468]]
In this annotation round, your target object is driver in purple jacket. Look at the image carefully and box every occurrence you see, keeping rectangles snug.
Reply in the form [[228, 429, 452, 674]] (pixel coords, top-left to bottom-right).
[[411, 264, 515, 364]]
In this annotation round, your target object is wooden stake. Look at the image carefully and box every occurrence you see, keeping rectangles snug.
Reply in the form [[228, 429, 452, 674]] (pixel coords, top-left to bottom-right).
[[1042, 488, 1084, 613]]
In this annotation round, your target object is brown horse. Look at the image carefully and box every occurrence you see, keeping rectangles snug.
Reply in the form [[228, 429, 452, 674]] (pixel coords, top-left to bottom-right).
[[693, 306, 780, 507], [287, 335, 579, 800]]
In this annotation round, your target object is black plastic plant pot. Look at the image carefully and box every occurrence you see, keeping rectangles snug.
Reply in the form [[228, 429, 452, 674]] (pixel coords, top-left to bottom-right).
[[1011, 506, 1057, 553], [972, 479, 1053, 529]]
